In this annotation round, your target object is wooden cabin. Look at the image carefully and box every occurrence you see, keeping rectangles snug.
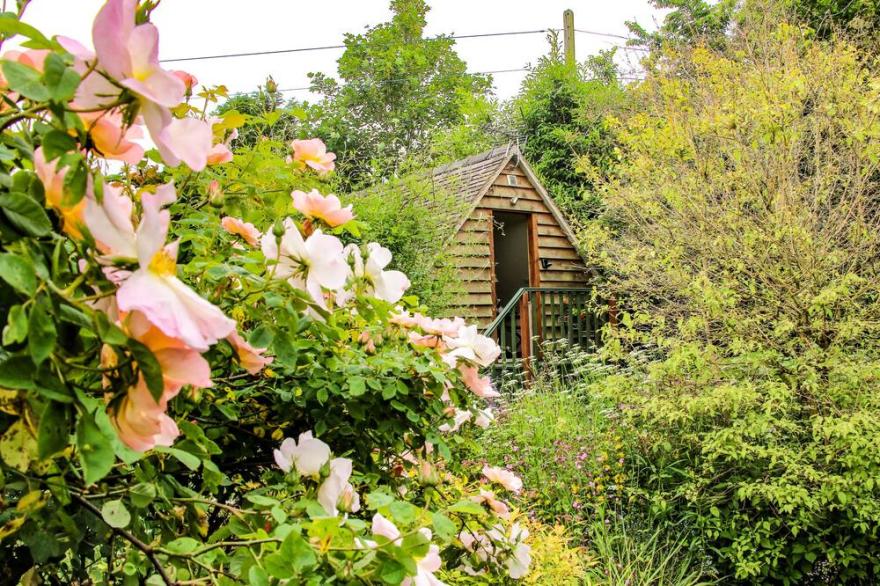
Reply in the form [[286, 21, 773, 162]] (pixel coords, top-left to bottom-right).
[[428, 145, 590, 326], [355, 145, 599, 377]]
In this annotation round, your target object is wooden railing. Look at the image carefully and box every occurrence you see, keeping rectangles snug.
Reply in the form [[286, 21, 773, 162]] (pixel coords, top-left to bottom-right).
[[483, 288, 605, 387]]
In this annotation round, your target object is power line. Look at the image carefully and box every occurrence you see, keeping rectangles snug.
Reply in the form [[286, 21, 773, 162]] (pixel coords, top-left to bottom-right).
[[255, 68, 644, 96], [267, 68, 532, 95], [574, 28, 629, 40], [160, 29, 551, 63]]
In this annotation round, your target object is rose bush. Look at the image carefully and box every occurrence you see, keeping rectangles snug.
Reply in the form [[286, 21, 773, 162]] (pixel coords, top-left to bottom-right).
[[0, 2, 531, 583]]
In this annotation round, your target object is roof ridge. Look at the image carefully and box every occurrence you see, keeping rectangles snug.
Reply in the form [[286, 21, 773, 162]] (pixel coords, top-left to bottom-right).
[[430, 144, 515, 177]]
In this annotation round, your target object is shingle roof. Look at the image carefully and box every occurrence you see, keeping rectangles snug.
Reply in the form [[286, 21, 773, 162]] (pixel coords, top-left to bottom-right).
[[348, 145, 516, 230], [427, 145, 514, 207]]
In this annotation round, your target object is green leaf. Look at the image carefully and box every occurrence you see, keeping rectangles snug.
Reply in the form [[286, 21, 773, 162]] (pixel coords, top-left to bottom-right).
[[101, 499, 131, 529], [431, 512, 455, 540], [401, 530, 429, 558], [42, 53, 80, 102], [281, 532, 317, 573], [264, 551, 294, 579], [0, 355, 35, 389], [446, 499, 485, 515], [245, 493, 280, 507], [3, 304, 28, 345], [155, 446, 201, 470], [61, 158, 88, 207], [0, 13, 52, 47], [129, 482, 157, 508], [95, 311, 127, 345], [379, 558, 407, 585], [41, 129, 77, 162], [0, 419, 37, 472], [33, 370, 73, 403], [0, 192, 52, 236], [1, 60, 49, 101], [37, 400, 68, 459], [366, 491, 394, 509], [76, 412, 115, 484], [165, 537, 199, 554], [248, 566, 270, 586], [127, 338, 164, 402], [0, 253, 37, 295], [349, 376, 366, 397], [28, 295, 56, 366]]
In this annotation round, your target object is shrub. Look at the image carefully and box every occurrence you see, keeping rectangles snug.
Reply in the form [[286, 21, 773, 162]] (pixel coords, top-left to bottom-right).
[[349, 173, 467, 314], [584, 4, 880, 582], [0, 3, 529, 584]]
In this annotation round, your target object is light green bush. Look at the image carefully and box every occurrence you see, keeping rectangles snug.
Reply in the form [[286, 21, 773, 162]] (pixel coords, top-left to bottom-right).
[[583, 4, 880, 582]]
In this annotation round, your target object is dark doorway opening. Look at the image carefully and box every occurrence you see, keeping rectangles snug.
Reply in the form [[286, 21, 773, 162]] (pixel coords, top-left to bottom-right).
[[492, 211, 532, 309]]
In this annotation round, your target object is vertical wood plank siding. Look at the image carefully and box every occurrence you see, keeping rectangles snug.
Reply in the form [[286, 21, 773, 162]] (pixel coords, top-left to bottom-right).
[[447, 162, 589, 326]]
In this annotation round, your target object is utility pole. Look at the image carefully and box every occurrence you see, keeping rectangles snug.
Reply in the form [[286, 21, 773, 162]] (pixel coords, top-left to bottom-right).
[[563, 9, 575, 68]]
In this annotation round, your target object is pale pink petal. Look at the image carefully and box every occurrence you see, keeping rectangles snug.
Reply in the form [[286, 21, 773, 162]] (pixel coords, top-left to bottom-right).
[[83, 184, 137, 259], [92, 0, 135, 80], [116, 270, 235, 352], [372, 513, 402, 544], [221, 217, 261, 247], [157, 117, 212, 172], [226, 331, 272, 374], [207, 143, 233, 165]]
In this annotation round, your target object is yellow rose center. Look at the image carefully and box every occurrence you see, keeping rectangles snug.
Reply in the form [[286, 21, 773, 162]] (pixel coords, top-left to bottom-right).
[[148, 249, 176, 276]]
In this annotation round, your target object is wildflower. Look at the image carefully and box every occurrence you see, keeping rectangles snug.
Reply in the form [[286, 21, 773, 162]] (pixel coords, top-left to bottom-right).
[[291, 189, 353, 228], [171, 70, 198, 95], [317, 457, 354, 516], [482, 465, 523, 493], [372, 513, 402, 544], [226, 331, 273, 374], [111, 376, 179, 452], [80, 110, 144, 164], [402, 530, 446, 586], [110, 185, 236, 351], [88, 0, 213, 170], [273, 431, 331, 477], [33, 147, 87, 239], [261, 218, 350, 309], [338, 243, 410, 304], [221, 216, 261, 247], [290, 138, 336, 175]]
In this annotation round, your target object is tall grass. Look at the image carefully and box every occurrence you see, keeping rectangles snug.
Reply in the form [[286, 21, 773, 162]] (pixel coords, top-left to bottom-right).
[[470, 343, 716, 585]]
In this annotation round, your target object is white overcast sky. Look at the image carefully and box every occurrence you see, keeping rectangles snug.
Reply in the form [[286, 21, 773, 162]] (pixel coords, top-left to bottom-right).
[[16, 0, 664, 101]]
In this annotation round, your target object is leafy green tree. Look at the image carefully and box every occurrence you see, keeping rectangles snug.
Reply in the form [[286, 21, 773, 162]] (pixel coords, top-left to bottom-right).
[[215, 78, 317, 149], [511, 35, 625, 218], [586, 9, 880, 581], [309, 0, 491, 189], [626, 0, 738, 50]]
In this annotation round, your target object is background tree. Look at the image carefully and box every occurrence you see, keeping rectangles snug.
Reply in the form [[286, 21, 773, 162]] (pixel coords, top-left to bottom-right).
[[308, 0, 491, 189], [584, 4, 880, 580], [511, 35, 626, 218]]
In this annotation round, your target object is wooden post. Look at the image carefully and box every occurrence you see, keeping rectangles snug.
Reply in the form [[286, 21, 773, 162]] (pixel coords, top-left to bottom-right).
[[563, 9, 575, 68], [518, 292, 531, 373]]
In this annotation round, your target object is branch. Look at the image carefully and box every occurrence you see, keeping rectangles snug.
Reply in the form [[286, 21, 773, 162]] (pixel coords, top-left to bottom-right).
[[72, 493, 176, 586]]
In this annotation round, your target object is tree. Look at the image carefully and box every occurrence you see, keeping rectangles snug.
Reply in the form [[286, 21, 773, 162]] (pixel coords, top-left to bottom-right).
[[511, 34, 625, 218], [309, 0, 491, 188], [586, 8, 880, 580], [626, 0, 738, 50]]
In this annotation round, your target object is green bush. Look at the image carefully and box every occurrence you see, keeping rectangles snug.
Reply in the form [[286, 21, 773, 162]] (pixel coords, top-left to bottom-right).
[[349, 174, 466, 314], [583, 5, 880, 582]]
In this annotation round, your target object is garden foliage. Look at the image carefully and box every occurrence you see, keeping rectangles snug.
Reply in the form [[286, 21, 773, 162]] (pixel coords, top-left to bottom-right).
[[0, 2, 532, 584], [584, 8, 880, 582]]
